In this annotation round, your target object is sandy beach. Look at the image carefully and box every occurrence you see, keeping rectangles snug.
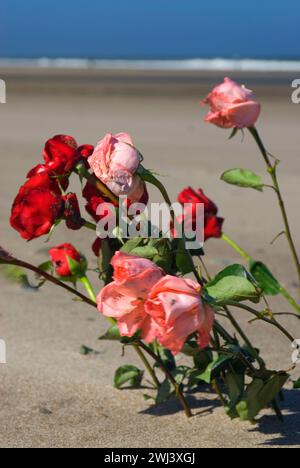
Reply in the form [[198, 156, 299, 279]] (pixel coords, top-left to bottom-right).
[[0, 68, 300, 448]]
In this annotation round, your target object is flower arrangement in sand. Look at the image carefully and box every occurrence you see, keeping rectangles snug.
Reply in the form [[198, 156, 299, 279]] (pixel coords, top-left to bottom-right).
[[2, 77, 300, 422]]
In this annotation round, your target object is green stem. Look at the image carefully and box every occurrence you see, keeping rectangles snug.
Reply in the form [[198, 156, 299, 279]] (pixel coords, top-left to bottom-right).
[[138, 340, 193, 418], [133, 344, 160, 389], [223, 305, 264, 368], [221, 233, 251, 262], [140, 166, 203, 286], [84, 220, 97, 231], [79, 276, 97, 302], [249, 127, 300, 291], [279, 287, 300, 315], [222, 232, 300, 315], [226, 301, 295, 343], [212, 380, 227, 407]]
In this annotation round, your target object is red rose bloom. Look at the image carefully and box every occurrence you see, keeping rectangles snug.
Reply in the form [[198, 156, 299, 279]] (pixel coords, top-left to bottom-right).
[[43, 135, 79, 175], [63, 193, 84, 230], [10, 174, 64, 241], [178, 187, 224, 240], [49, 243, 81, 277]]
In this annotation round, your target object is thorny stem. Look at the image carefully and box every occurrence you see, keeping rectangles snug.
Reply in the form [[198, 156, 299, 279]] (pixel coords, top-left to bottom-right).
[[137, 340, 193, 418], [226, 301, 295, 343], [249, 127, 300, 292]]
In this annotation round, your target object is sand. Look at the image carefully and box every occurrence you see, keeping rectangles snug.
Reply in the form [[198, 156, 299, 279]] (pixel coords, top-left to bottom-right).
[[0, 68, 300, 448]]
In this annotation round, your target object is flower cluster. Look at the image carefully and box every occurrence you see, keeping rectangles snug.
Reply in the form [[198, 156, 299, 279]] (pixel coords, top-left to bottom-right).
[[6, 77, 298, 423]]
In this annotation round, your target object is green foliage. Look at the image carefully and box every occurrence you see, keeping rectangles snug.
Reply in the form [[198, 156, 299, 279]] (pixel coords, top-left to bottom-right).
[[0, 264, 32, 289], [205, 265, 260, 304], [249, 260, 281, 296], [235, 373, 289, 422], [114, 365, 144, 389], [293, 378, 300, 389], [221, 169, 264, 191]]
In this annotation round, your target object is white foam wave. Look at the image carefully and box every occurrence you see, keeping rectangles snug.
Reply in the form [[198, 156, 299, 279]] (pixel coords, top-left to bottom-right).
[[1, 58, 300, 72]]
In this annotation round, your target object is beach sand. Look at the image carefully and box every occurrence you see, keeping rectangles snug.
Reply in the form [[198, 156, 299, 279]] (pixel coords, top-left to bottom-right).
[[0, 69, 300, 448]]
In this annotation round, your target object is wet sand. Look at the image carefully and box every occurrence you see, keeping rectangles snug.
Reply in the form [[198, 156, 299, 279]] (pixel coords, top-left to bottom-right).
[[0, 68, 300, 448]]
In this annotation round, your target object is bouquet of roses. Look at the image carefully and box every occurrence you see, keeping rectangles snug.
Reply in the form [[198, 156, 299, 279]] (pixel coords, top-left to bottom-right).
[[2, 78, 300, 422]]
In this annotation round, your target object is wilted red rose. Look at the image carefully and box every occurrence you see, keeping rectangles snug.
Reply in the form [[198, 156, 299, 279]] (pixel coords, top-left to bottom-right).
[[49, 243, 82, 277], [178, 187, 224, 240], [77, 144, 94, 167], [43, 135, 79, 175], [10, 174, 64, 241], [63, 193, 84, 230]]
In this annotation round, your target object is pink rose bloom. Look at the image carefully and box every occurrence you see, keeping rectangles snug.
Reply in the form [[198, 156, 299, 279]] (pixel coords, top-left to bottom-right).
[[97, 252, 163, 340], [202, 77, 261, 129], [88, 132, 144, 202], [145, 276, 215, 355]]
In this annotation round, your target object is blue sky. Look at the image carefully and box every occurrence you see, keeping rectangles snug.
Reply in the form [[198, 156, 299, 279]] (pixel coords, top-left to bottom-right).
[[1, 0, 300, 59]]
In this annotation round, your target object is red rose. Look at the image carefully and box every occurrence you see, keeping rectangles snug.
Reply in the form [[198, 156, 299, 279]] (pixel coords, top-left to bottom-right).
[[82, 182, 118, 222], [92, 238, 102, 257], [77, 144, 94, 168], [178, 187, 224, 241], [43, 135, 79, 175], [49, 243, 82, 277], [10, 174, 64, 241], [63, 193, 84, 230]]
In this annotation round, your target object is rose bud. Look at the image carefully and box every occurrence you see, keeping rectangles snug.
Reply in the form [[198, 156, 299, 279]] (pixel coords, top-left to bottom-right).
[[43, 134, 79, 175], [10, 174, 64, 241], [97, 252, 164, 340], [49, 243, 86, 278], [145, 276, 215, 355], [202, 77, 261, 129], [77, 144, 94, 168], [63, 193, 84, 230], [88, 133, 142, 200], [178, 187, 224, 241]]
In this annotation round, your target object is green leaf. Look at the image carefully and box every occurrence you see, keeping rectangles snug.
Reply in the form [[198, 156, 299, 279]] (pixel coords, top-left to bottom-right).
[[175, 239, 193, 275], [236, 373, 289, 422], [130, 246, 159, 259], [249, 260, 281, 296], [191, 355, 233, 384], [121, 238, 144, 253], [156, 346, 176, 372], [80, 345, 94, 356], [225, 371, 245, 419], [99, 324, 121, 341], [221, 169, 264, 191], [0, 265, 34, 290], [293, 378, 300, 389], [206, 276, 260, 304], [207, 264, 249, 288], [193, 349, 214, 372], [114, 365, 144, 389], [228, 128, 239, 140], [155, 379, 174, 405]]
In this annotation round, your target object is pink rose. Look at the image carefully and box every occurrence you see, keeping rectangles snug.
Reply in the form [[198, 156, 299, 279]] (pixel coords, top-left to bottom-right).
[[88, 133, 144, 202], [145, 276, 214, 355], [97, 252, 163, 340], [112, 252, 164, 298], [202, 77, 261, 129]]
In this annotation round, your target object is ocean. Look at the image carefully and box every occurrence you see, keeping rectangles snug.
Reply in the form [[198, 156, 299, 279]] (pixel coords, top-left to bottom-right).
[[1, 58, 300, 72]]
